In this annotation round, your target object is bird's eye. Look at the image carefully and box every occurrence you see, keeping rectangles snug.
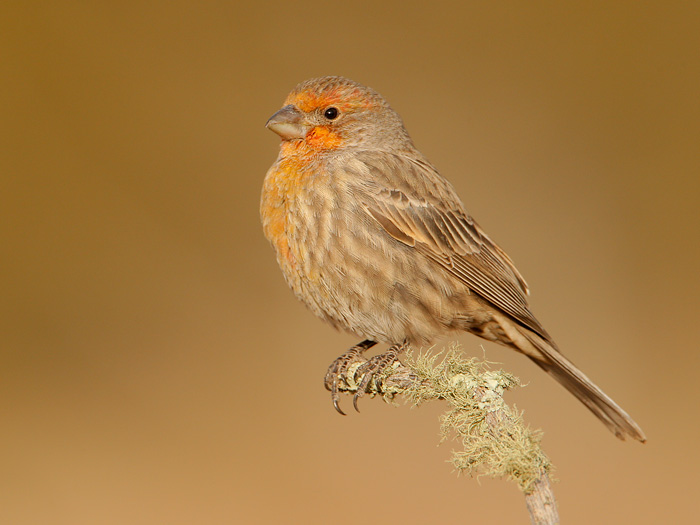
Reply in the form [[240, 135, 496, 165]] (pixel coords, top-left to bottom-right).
[[323, 107, 339, 120]]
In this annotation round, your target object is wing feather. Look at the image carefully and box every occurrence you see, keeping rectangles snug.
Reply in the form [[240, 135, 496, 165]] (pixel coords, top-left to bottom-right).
[[348, 151, 550, 340]]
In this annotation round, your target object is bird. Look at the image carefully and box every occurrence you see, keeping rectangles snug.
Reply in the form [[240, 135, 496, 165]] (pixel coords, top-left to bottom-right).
[[261, 76, 645, 442]]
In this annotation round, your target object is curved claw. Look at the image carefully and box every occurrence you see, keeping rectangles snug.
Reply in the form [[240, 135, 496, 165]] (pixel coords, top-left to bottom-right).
[[353, 392, 362, 413], [352, 363, 375, 413], [328, 373, 347, 415], [324, 340, 377, 416], [333, 396, 347, 416]]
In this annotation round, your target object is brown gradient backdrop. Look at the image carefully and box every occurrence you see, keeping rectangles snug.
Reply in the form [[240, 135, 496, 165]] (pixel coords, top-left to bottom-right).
[[2, 2, 699, 524]]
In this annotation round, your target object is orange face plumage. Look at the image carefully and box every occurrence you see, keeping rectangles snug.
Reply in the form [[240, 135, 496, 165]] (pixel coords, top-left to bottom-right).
[[278, 86, 375, 153]]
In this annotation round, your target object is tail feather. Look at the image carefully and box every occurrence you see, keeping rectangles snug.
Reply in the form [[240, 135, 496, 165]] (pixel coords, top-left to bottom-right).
[[517, 328, 646, 442]]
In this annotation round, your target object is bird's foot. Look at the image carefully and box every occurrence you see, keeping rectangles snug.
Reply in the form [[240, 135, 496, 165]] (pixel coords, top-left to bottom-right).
[[324, 340, 377, 415], [351, 342, 407, 412]]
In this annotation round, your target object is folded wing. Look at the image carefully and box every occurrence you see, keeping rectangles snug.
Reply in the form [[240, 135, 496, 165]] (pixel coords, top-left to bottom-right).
[[349, 151, 551, 342]]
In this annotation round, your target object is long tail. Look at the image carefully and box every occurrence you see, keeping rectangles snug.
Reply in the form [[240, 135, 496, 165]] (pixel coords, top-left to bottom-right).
[[500, 318, 646, 442]]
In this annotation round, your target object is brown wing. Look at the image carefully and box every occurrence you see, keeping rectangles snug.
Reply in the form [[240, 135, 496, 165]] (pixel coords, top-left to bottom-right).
[[347, 151, 551, 341]]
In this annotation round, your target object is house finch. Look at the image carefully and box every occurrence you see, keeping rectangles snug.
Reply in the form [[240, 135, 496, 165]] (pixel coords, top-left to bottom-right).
[[261, 76, 645, 442]]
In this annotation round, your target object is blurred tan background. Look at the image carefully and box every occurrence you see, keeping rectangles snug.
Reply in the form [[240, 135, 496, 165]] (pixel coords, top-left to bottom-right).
[[2, 2, 699, 523]]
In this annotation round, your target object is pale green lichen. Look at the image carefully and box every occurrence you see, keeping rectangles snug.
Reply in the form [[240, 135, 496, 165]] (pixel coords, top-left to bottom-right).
[[339, 343, 553, 493], [401, 345, 552, 493]]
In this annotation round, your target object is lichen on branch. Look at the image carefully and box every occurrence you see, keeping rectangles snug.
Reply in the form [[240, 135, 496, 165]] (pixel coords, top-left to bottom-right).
[[336, 344, 554, 494]]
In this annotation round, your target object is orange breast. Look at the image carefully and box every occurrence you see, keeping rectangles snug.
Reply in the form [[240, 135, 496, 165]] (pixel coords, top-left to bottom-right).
[[260, 156, 315, 271]]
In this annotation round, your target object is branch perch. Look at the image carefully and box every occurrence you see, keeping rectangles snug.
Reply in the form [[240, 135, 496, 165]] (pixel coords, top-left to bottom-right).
[[337, 344, 559, 525]]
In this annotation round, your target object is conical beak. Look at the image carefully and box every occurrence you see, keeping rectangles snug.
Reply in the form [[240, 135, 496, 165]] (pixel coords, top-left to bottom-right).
[[265, 104, 308, 140]]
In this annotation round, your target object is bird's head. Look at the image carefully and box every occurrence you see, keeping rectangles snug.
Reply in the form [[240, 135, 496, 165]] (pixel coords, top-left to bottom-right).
[[266, 76, 412, 153]]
